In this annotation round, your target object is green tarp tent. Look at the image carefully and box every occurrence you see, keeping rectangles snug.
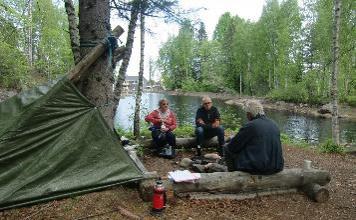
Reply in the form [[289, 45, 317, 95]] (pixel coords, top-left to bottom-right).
[[0, 78, 143, 210]]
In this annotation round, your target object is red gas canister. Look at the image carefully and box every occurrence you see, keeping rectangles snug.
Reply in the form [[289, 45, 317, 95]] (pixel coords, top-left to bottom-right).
[[152, 177, 166, 214]]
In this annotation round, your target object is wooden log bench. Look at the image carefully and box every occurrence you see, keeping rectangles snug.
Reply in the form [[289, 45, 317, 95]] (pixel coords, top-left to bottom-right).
[[139, 160, 331, 203]]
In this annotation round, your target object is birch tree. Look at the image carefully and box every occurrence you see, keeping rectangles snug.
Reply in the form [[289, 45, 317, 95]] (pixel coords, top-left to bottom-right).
[[133, 3, 146, 138], [331, 0, 341, 144]]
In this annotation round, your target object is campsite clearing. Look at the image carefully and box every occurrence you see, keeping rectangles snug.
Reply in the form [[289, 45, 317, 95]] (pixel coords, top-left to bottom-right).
[[1, 144, 355, 220]]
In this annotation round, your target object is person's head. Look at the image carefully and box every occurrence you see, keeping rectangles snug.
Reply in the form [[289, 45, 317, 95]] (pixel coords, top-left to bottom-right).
[[243, 100, 265, 121], [202, 96, 213, 110], [158, 98, 169, 112]]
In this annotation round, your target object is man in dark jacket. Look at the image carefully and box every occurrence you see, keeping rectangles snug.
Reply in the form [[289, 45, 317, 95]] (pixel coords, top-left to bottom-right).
[[195, 96, 225, 156], [224, 100, 284, 175]]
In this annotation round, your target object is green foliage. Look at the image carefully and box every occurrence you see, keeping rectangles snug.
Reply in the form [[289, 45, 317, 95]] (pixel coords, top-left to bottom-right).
[[0, 42, 30, 89], [157, 0, 353, 108], [174, 124, 195, 138], [32, 0, 73, 78], [181, 77, 199, 91], [220, 110, 241, 131], [302, 70, 327, 105], [318, 139, 345, 154], [280, 133, 309, 148], [116, 127, 135, 140], [0, 0, 73, 88], [344, 96, 356, 107], [268, 83, 307, 103], [135, 145, 145, 157], [140, 123, 152, 138]]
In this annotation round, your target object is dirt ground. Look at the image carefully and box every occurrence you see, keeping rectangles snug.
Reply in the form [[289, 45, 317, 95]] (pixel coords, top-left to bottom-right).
[[1, 145, 355, 220]]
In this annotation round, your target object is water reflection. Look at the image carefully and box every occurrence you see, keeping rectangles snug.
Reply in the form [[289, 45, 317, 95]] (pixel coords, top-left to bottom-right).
[[115, 93, 355, 144]]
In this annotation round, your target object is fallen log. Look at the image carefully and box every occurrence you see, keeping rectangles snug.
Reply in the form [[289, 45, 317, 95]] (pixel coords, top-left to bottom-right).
[[170, 168, 330, 193], [302, 183, 329, 202], [177, 189, 298, 201], [141, 136, 231, 149], [67, 25, 124, 82], [139, 161, 331, 203]]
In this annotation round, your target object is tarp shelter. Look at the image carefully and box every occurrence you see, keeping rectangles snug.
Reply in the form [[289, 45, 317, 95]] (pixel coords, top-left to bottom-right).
[[0, 78, 143, 210]]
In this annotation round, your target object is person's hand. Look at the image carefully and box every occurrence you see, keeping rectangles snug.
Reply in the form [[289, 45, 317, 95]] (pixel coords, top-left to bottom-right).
[[197, 118, 205, 125], [212, 120, 220, 128]]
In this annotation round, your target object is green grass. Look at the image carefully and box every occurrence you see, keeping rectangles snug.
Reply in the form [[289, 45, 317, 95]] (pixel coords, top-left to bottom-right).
[[174, 124, 195, 137], [280, 133, 309, 148], [318, 139, 345, 154]]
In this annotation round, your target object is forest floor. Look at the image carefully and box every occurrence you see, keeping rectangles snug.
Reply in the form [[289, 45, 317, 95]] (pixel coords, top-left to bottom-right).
[[1, 145, 355, 220]]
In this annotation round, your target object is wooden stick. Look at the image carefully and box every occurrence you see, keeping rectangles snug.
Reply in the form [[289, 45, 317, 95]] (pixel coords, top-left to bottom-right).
[[117, 205, 142, 220], [67, 25, 124, 83], [74, 205, 142, 220]]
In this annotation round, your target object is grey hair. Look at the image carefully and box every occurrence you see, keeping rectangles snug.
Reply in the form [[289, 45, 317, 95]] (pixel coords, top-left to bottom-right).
[[158, 98, 169, 106], [243, 100, 265, 117], [202, 96, 212, 103]]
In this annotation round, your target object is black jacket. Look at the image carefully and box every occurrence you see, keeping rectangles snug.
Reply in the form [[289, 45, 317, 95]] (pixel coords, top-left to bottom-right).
[[227, 115, 284, 175], [195, 106, 220, 127]]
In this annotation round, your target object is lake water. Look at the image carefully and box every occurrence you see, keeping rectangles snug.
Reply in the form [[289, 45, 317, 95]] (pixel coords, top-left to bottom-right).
[[115, 93, 356, 145]]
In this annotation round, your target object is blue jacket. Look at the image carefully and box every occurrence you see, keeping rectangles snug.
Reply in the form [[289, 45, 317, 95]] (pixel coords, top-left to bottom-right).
[[227, 115, 284, 175]]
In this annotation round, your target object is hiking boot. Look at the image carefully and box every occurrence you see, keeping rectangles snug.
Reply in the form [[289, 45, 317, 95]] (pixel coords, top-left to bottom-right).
[[158, 144, 176, 159]]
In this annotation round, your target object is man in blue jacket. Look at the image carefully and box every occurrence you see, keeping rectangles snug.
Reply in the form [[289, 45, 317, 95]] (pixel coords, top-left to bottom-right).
[[224, 100, 284, 175]]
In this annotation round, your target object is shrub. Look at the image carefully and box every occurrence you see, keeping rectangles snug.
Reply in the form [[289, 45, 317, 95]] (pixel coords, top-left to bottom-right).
[[181, 77, 199, 92], [345, 96, 356, 107], [268, 83, 308, 103], [0, 42, 30, 89], [318, 139, 345, 154], [174, 124, 195, 137], [115, 127, 134, 140], [280, 133, 309, 148], [220, 110, 241, 131]]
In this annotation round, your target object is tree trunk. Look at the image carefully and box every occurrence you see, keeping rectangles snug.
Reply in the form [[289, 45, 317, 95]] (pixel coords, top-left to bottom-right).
[[239, 72, 242, 95], [331, 0, 341, 145], [64, 0, 81, 64], [27, 0, 33, 66], [78, 0, 115, 128], [113, 4, 139, 110], [133, 10, 145, 138]]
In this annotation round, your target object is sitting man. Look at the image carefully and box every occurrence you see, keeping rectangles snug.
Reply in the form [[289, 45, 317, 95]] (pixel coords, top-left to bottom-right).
[[145, 98, 177, 158], [195, 96, 225, 156], [224, 100, 284, 175]]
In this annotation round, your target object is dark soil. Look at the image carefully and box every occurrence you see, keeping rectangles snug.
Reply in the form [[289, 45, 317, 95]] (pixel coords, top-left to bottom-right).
[[1, 146, 355, 220]]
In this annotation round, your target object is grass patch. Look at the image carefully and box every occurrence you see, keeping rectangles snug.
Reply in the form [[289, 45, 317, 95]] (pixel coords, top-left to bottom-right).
[[174, 124, 195, 137], [280, 133, 309, 148], [318, 139, 345, 154]]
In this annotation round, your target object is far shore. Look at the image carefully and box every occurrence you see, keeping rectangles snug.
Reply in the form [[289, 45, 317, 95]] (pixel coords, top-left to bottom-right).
[[158, 90, 356, 122], [2, 87, 355, 122]]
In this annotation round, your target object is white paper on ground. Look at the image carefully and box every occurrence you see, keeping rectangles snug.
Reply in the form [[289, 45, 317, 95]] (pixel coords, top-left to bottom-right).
[[168, 170, 201, 183]]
